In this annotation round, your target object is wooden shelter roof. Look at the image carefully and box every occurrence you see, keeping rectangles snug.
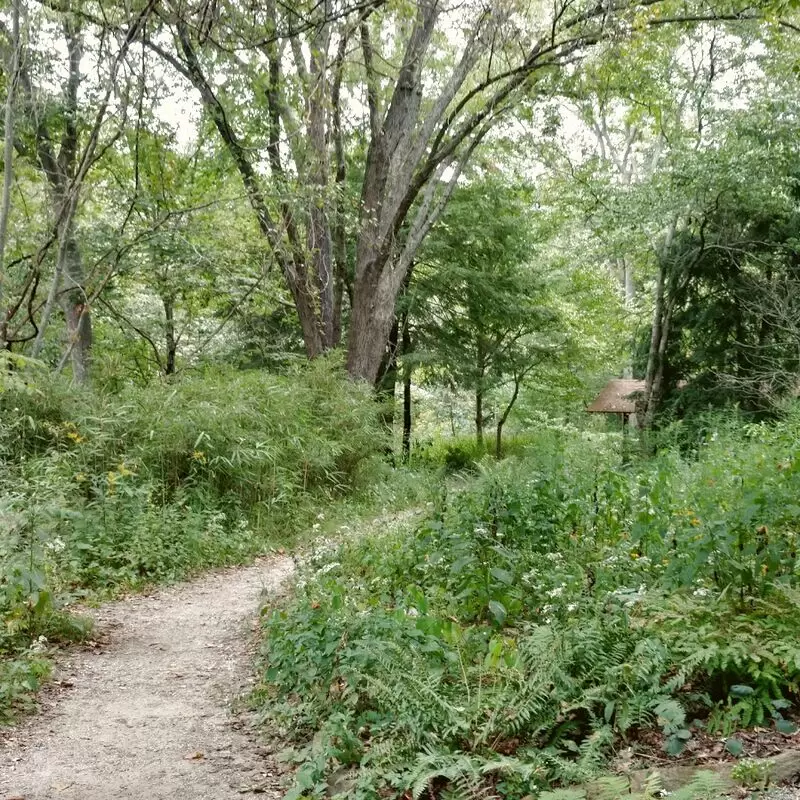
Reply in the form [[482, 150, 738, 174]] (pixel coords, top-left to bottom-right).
[[586, 379, 645, 414]]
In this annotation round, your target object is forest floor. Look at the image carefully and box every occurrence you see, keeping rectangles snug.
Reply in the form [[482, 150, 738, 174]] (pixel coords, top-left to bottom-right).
[[0, 555, 295, 800]]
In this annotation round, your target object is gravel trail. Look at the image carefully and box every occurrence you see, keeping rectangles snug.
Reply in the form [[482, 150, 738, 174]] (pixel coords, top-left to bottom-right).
[[0, 556, 295, 800]]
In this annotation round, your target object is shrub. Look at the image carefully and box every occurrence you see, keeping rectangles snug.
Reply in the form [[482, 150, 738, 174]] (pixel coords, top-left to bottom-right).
[[255, 414, 800, 799], [0, 357, 385, 721]]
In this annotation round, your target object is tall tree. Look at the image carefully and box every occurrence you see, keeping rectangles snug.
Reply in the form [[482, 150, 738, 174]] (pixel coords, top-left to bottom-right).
[[0, 1, 156, 381], [147, 0, 682, 383]]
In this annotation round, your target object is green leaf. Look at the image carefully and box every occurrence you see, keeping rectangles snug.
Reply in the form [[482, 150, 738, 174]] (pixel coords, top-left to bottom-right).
[[665, 735, 686, 756], [776, 719, 797, 735], [725, 737, 744, 757], [450, 556, 473, 574], [489, 567, 514, 585], [730, 684, 755, 697], [488, 600, 507, 625]]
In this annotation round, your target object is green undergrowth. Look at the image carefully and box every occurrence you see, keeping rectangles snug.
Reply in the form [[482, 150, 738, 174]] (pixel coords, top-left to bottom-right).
[[0, 357, 406, 723], [255, 415, 800, 800], [409, 433, 536, 473]]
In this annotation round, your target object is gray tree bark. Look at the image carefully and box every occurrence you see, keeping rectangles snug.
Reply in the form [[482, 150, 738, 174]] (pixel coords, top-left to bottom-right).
[[0, 0, 20, 350]]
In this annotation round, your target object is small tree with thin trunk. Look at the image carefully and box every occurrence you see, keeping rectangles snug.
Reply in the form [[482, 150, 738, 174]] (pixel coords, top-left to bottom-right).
[[409, 176, 564, 451]]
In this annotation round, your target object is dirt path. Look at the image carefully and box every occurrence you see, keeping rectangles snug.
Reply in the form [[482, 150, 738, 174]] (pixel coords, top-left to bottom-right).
[[0, 556, 295, 800]]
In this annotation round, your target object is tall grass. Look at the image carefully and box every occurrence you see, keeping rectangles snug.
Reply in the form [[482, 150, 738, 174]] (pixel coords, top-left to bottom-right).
[[0, 357, 385, 721]]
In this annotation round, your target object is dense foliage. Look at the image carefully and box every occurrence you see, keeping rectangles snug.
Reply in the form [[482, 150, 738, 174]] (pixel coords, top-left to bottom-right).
[[257, 418, 800, 798], [0, 357, 384, 721], [4, 2, 800, 799]]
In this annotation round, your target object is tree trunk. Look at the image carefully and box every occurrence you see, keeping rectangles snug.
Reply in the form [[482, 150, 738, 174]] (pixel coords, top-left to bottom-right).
[[645, 320, 668, 429], [475, 337, 486, 446], [164, 295, 176, 375], [330, 33, 349, 349], [401, 311, 412, 463], [376, 316, 400, 432], [58, 232, 91, 384], [307, 34, 336, 349], [31, 198, 79, 360], [639, 260, 665, 428], [639, 221, 677, 429], [624, 261, 635, 307], [346, 265, 406, 384], [495, 374, 522, 460], [475, 388, 484, 447], [0, 0, 20, 349]]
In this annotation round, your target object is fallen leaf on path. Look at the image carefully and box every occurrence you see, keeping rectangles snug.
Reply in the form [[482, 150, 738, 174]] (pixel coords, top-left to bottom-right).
[[184, 751, 205, 760]]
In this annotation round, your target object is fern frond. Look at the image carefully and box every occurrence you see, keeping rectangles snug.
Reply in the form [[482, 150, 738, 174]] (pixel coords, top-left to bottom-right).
[[669, 770, 728, 800]]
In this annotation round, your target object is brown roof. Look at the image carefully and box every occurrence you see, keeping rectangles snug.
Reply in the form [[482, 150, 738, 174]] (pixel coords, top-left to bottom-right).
[[586, 379, 645, 414]]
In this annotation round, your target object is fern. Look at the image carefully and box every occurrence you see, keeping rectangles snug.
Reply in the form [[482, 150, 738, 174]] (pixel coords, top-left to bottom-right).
[[669, 771, 728, 800], [591, 775, 632, 800], [539, 790, 586, 800]]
